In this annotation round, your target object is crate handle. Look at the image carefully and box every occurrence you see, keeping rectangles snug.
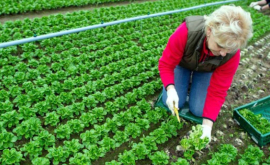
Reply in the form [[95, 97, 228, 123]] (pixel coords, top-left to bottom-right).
[[251, 135, 258, 144], [234, 119, 240, 125], [252, 102, 258, 107]]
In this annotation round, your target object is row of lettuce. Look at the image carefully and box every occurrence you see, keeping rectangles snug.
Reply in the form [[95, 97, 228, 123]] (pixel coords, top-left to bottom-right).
[[1, 0, 270, 164], [0, 0, 241, 42], [0, 0, 221, 16]]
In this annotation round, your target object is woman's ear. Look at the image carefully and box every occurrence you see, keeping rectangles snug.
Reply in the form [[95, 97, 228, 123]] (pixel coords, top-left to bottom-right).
[[206, 28, 211, 37]]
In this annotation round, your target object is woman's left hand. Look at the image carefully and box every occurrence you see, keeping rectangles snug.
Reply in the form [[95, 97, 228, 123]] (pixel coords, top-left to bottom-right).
[[200, 118, 213, 143], [200, 125, 212, 143]]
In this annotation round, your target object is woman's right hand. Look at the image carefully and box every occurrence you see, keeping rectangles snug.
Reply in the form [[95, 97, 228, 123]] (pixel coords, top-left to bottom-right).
[[166, 85, 179, 116]]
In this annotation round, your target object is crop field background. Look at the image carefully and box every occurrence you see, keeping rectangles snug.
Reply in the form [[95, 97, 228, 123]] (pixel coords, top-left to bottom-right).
[[0, 0, 270, 164]]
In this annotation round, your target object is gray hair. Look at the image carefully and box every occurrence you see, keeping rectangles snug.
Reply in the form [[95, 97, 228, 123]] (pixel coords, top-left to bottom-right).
[[204, 5, 253, 52]]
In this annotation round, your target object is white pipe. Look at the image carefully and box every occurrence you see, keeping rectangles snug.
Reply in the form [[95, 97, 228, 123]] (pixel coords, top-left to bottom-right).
[[0, 0, 240, 48]]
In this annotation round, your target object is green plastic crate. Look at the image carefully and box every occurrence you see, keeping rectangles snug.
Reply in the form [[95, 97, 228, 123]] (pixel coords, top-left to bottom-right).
[[154, 92, 202, 124], [233, 95, 270, 147]]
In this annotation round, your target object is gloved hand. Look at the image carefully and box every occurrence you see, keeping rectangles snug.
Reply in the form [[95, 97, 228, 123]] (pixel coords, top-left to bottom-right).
[[249, 2, 258, 7], [254, 5, 262, 11], [200, 125, 212, 143], [166, 86, 179, 116]]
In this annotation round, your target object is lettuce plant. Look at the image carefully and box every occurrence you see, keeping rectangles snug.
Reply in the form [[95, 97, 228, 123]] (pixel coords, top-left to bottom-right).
[[0, 131, 17, 149], [105, 160, 121, 165], [82, 95, 98, 108], [149, 151, 169, 165], [94, 124, 110, 139], [239, 145, 264, 165], [71, 102, 85, 115], [124, 123, 141, 138], [63, 139, 84, 154], [45, 94, 61, 110], [205, 144, 238, 165], [57, 106, 74, 120], [13, 94, 31, 108], [54, 124, 72, 140], [106, 118, 119, 133], [113, 131, 129, 147], [34, 101, 50, 117], [131, 142, 150, 160], [46, 146, 70, 165], [69, 153, 91, 165], [44, 111, 60, 126], [79, 112, 97, 127], [59, 92, 74, 105], [149, 128, 168, 144], [118, 150, 136, 165], [67, 119, 85, 134], [18, 106, 37, 119], [33, 130, 55, 150], [171, 158, 189, 165], [22, 81, 34, 93], [1, 110, 22, 128], [20, 141, 42, 160], [8, 86, 22, 98], [83, 145, 106, 160], [13, 117, 42, 139], [81, 129, 100, 146], [31, 157, 50, 165], [92, 107, 107, 122], [179, 125, 209, 160], [0, 148, 24, 165], [140, 136, 158, 151], [98, 136, 116, 152]]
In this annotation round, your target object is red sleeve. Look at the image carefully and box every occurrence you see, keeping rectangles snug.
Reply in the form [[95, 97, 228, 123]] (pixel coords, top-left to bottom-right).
[[158, 22, 188, 89], [202, 50, 240, 121]]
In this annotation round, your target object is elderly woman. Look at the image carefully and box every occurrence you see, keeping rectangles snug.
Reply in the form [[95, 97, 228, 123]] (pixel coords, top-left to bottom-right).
[[159, 5, 253, 142], [250, 0, 270, 11]]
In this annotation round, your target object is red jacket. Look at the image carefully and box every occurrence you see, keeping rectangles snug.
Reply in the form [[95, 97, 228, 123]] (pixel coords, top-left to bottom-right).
[[158, 22, 240, 121]]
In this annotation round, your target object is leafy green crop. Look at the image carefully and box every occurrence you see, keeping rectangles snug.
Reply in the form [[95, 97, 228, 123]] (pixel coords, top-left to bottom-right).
[[240, 109, 270, 134], [44, 111, 60, 126], [69, 153, 91, 165], [0, 131, 17, 150], [205, 144, 238, 165], [1, 110, 22, 128], [33, 130, 55, 150], [13, 117, 42, 139], [63, 139, 84, 154], [0, 148, 24, 165], [171, 158, 189, 165], [118, 150, 136, 165], [131, 143, 150, 160], [180, 125, 209, 160], [31, 157, 50, 165], [149, 151, 169, 165], [239, 145, 264, 165], [20, 141, 43, 160], [46, 146, 70, 165]]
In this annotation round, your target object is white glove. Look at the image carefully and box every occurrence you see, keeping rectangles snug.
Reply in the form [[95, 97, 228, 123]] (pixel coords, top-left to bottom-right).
[[254, 5, 262, 11], [200, 125, 212, 143], [249, 2, 258, 7], [166, 87, 179, 116]]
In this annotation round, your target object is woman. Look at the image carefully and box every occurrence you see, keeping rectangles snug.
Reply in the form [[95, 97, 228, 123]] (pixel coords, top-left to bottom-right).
[[158, 5, 253, 142], [250, 0, 270, 11]]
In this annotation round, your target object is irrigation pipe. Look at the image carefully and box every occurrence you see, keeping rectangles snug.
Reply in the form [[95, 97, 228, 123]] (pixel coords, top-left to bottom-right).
[[0, 0, 240, 48]]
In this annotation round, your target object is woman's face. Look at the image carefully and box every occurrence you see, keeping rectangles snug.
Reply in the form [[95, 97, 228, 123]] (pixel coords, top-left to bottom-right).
[[206, 29, 232, 57]]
